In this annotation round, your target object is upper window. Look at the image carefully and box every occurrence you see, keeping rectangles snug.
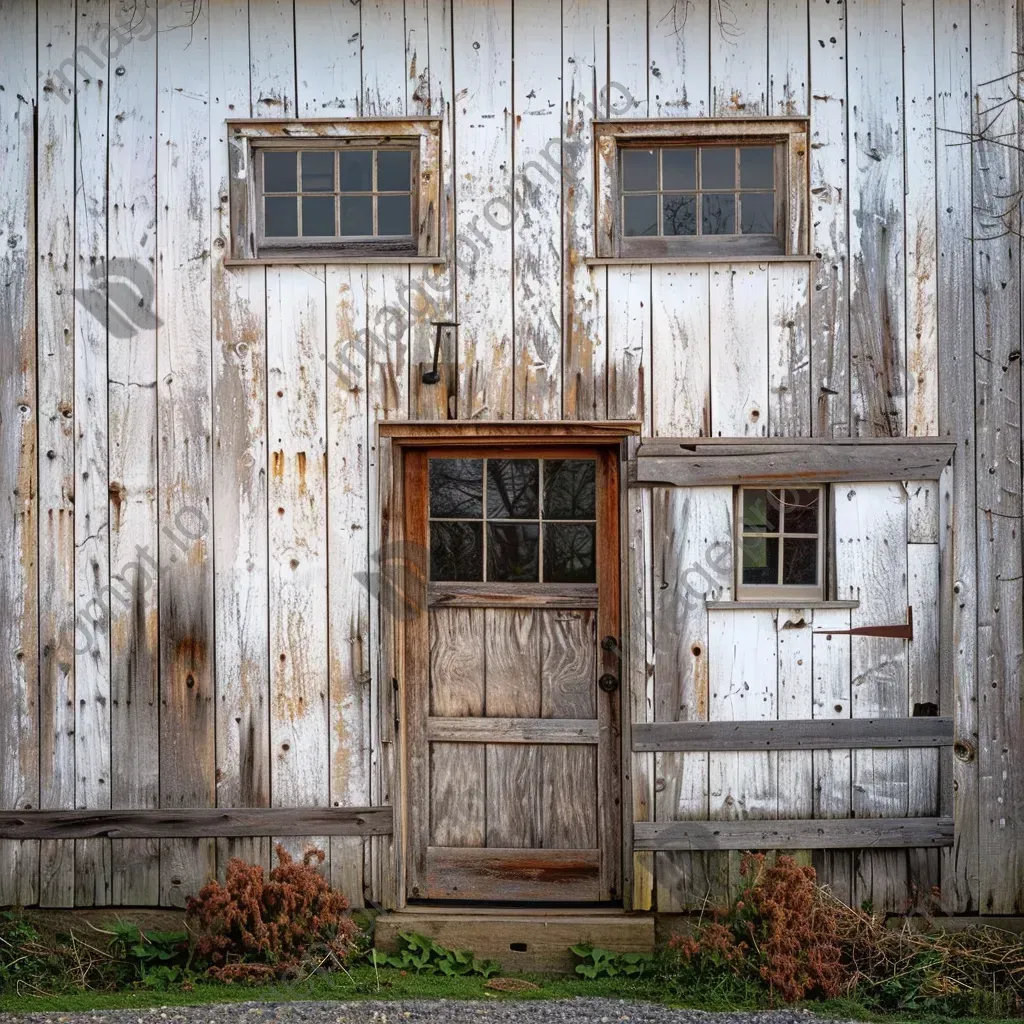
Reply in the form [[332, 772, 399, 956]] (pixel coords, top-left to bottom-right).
[[227, 119, 441, 263], [595, 118, 809, 260], [736, 486, 824, 601]]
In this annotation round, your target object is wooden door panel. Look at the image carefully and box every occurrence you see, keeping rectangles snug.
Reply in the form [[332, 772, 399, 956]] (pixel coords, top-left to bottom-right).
[[405, 446, 620, 903]]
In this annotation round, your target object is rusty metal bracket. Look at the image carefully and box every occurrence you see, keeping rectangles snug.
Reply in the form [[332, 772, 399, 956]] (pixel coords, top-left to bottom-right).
[[814, 605, 913, 640]]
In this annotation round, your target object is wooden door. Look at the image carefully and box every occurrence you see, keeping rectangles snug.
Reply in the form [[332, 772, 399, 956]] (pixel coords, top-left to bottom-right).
[[403, 447, 621, 902]]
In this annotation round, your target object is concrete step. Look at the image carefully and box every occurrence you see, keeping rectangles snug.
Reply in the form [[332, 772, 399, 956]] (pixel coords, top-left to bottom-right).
[[374, 911, 655, 974]]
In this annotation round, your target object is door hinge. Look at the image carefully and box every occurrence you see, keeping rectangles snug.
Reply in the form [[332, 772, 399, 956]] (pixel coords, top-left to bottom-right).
[[814, 605, 914, 640]]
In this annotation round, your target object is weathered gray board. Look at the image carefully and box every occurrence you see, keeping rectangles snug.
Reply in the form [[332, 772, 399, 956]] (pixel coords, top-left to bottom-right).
[[0, 0, 1020, 916]]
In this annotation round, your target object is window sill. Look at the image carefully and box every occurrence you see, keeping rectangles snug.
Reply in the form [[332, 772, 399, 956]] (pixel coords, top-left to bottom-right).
[[706, 599, 860, 610], [586, 254, 816, 266], [224, 255, 446, 267]]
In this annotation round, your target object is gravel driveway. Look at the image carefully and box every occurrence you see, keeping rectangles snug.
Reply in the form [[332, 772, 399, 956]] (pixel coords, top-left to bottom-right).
[[0, 1001, 836, 1024]]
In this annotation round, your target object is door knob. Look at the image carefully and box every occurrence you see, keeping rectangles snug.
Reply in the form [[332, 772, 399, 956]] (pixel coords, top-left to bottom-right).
[[598, 673, 619, 693]]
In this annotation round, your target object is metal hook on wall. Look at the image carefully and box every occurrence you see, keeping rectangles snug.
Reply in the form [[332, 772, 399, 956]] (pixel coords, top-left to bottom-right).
[[423, 320, 459, 384]]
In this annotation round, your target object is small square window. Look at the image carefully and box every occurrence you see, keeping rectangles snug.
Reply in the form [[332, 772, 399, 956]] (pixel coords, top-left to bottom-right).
[[227, 118, 442, 263], [595, 118, 808, 260], [736, 486, 824, 600]]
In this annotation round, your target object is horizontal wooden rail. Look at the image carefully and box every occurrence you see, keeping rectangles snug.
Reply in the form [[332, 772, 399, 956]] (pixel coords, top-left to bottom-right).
[[632, 438, 955, 486], [633, 817, 954, 851], [631, 717, 954, 752], [0, 807, 393, 841], [427, 717, 599, 744], [428, 581, 598, 609]]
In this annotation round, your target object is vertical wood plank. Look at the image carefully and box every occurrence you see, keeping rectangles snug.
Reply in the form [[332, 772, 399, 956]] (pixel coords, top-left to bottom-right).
[[776, 610, 814, 828], [485, 609, 542, 847], [908, 542, 941, 899], [410, 0, 457, 420], [708, 608, 778, 896], [249, 0, 295, 117], [768, 263, 812, 436], [809, 0, 850, 437], [157, 0, 216, 907], [652, 269, 711, 437], [0, 0, 40, 908], [972, 0, 1023, 914], [109, 0, 161, 904], [74, 0, 112, 907], [710, 266, 769, 437], [211, 0, 271, 884], [294, 0, 361, 117], [36, 0, 77, 908], [267, 266, 331, 870], [836, 482, 910, 911], [453, 0, 513, 419], [768, 0, 808, 116], [934, 0, 977, 914], [513, 0, 563, 420], [903, 0, 938, 444], [710, 0, 767, 116], [562, 0, 607, 420], [847, 0, 906, 438], [811, 606, 853, 904], [653, 487, 733, 910], [648, 0, 709, 118]]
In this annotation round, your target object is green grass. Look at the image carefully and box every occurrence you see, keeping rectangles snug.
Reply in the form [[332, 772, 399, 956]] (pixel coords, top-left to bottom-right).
[[1, 966, 1019, 1022]]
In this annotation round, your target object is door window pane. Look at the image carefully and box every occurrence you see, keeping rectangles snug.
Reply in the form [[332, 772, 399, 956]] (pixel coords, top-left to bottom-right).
[[742, 489, 780, 532], [487, 459, 539, 519], [740, 193, 774, 234], [487, 523, 539, 582], [742, 536, 779, 585], [264, 196, 298, 236], [783, 488, 820, 534], [544, 523, 595, 583], [429, 459, 483, 518], [740, 146, 774, 189], [624, 194, 658, 236], [544, 460, 596, 519], [662, 148, 696, 190], [782, 537, 817, 585], [431, 521, 483, 581]]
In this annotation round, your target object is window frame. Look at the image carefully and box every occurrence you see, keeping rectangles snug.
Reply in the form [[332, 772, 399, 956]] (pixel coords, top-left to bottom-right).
[[594, 117, 810, 260], [734, 484, 826, 602], [226, 118, 442, 264]]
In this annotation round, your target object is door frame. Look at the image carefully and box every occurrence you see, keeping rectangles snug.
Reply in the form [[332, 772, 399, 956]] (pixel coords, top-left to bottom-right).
[[377, 422, 640, 910]]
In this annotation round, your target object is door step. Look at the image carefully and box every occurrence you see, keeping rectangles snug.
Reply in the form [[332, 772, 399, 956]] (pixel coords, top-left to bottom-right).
[[374, 911, 655, 974]]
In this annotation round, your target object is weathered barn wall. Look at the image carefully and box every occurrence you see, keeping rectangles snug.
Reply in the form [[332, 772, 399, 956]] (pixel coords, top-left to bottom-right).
[[0, 0, 1021, 913]]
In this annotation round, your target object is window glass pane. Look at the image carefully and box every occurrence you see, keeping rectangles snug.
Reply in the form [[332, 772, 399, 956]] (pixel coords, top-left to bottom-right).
[[429, 458, 483, 518], [622, 148, 657, 191], [783, 489, 820, 534], [743, 489, 780, 532], [263, 150, 297, 192], [624, 194, 658, 236], [740, 193, 774, 234], [377, 149, 411, 191], [662, 148, 696, 190], [544, 523, 596, 583], [701, 147, 736, 188], [544, 460, 596, 519], [301, 151, 334, 192], [663, 194, 697, 235], [487, 523, 539, 582], [340, 195, 373, 235], [377, 194, 411, 236], [740, 146, 774, 189], [487, 459, 539, 519], [264, 196, 298, 237], [702, 193, 736, 234], [340, 150, 373, 191], [431, 521, 483, 581], [782, 537, 818, 586], [742, 535, 779, 585], [301, 196, 335, 236]]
